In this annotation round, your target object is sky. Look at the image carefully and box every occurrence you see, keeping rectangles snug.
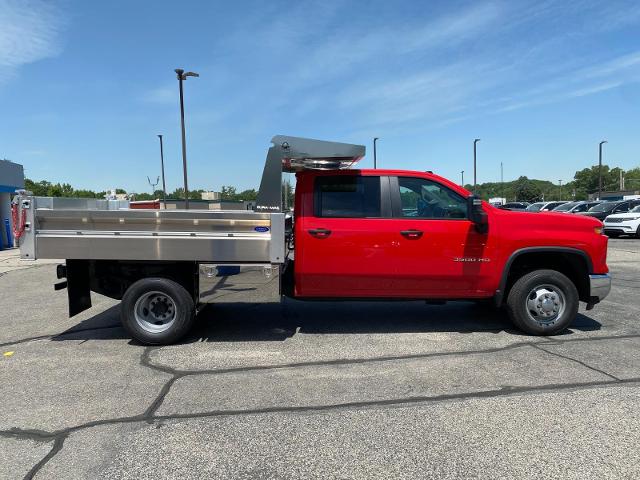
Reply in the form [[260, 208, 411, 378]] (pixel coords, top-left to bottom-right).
[[1, 0, 640, 194]]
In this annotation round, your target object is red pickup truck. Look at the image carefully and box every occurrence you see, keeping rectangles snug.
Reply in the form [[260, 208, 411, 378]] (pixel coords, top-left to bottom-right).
[[292, 168, 610, 337], [15, 136, 611, 344]]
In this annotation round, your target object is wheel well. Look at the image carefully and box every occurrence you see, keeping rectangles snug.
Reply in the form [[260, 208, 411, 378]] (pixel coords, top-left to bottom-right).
[[88, 260, 198, 301], [503, 252, 590, 302]]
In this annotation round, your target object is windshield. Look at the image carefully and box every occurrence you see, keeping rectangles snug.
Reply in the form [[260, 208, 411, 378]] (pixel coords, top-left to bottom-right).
[[526, 202, 545, 212], [589, 202, 617, 212], [554, 202, 578, 211]]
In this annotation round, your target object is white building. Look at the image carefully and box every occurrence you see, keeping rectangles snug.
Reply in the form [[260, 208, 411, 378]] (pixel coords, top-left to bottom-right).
[[201, 191, 221, 200], [0, 159, 25, 248]]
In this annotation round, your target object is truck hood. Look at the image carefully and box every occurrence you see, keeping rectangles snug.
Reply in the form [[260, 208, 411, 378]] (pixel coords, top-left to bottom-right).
[[495, 208, 603, 229]]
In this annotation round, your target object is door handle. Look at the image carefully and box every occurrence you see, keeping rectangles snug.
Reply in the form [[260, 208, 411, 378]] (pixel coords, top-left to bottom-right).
[[400, 229, 423, 239], [309, 228, 332, 238]]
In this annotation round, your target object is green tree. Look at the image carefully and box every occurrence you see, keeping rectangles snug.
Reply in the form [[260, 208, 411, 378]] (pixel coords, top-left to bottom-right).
[[513, 176, 542, 202]]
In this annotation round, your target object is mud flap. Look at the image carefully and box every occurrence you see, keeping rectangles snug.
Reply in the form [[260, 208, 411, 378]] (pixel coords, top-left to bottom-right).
[[66, 260, 92, 317]]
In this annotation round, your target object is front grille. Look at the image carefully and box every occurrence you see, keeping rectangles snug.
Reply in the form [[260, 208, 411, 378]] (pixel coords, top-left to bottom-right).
[[605, 217, 624, 223]]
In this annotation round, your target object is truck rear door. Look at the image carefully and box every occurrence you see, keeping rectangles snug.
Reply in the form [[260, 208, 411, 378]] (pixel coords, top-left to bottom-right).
[[295, 173, 397, 297]]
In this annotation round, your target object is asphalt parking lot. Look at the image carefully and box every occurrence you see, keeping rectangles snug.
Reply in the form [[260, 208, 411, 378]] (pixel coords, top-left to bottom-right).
[[1, 239, 639, 479]]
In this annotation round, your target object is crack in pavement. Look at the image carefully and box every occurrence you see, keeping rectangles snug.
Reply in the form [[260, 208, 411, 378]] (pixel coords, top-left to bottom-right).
[[2, 302, 638, 480], [141, 332, 640, 377], [530, 343, 621, 381], [5, 374, 640, 479], [7, 332, 638, 478]]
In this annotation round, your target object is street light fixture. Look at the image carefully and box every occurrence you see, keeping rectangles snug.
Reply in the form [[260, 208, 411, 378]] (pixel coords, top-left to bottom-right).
[[157, 134, 167, 209], [598, 140, 607, 200], [175, 68, 199, 209], [473, 138, 481, 193], [461, 170, 464, 186], [373, 137, 379, 169]]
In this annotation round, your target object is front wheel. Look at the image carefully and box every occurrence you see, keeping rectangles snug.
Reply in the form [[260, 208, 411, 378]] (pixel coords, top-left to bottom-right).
[[121, 277, 195, 345], [506, 270, 578, 335]]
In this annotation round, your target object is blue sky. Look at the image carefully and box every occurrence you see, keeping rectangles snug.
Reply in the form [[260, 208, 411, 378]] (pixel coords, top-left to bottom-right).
[[1, 0, 640, 194]]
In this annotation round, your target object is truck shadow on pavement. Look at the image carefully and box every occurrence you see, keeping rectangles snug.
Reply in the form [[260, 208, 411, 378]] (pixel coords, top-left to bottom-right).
[[51, 300, 602, 344]]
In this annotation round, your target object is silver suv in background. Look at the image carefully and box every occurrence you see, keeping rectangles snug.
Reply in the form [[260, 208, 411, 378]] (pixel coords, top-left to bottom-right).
[[525, 201, 568, 212], [552, 200, 602, 214]]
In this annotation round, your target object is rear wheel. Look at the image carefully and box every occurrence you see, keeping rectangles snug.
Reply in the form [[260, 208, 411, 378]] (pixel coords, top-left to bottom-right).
[[506, 270, 578, 335], [121, 278, 195, 345]]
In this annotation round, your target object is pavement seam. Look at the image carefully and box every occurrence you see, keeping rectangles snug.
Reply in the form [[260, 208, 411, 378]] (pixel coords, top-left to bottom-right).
[[23, 435, 68, 480], [5, 350, 640, 477], [4, 376, 640, 446], [530, 343, 622, 381], [142, 333, 640, 376]]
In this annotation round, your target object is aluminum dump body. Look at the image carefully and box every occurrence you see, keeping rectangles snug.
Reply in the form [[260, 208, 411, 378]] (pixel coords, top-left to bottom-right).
[[16, 196, 285, 264]]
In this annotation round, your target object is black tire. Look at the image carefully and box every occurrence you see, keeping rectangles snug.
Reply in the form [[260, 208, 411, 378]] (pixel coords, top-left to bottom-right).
[[636, 225, 640, 239], [121, 277, 195, 345], [506, 269, 578, 335]]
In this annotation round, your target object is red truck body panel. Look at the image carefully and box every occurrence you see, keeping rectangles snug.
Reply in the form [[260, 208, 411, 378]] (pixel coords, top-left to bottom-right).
[[293, 169, 608, 300]]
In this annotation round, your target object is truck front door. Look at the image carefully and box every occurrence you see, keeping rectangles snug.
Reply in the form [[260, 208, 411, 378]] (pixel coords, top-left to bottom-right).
[[389, 176, 495, 297]]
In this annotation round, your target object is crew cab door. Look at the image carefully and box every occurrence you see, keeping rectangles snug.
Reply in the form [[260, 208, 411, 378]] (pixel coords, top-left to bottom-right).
[[388, 176, 495, 297], [295, 173, 396, 297]]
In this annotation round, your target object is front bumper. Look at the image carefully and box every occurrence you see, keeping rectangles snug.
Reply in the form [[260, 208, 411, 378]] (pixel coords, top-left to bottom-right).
[[589, 273, 612, 303], [604, 225, 635, 234]]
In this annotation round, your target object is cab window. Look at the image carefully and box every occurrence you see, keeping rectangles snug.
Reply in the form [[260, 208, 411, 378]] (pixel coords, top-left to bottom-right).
[[315, 176, 381, 218], [614, 203, 629, 213], [396, 177, 467, 219]]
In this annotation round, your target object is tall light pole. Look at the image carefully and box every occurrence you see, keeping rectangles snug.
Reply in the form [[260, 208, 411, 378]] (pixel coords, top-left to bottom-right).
[[473, 138, 481, 193], [157, 134, 167, 209], [461, 170, 464, 186], [500, 161, 504, 200], [175, 68, 199, 209], [598, 140, 607, 200], [373, 137, 379, 169], [558, 179, 563, 200]]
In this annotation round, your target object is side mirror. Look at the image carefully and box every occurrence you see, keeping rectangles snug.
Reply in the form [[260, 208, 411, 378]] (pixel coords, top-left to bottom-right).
[[468, 196, 489, 234]]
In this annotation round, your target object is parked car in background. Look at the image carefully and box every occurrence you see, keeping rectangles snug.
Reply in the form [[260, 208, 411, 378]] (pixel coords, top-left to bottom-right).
[[552, 200, 602, 214], [525, 201, 568, 212], [579, 200, 640, 221], [498, 202, 530, 211], [603, 205, 640, 238]]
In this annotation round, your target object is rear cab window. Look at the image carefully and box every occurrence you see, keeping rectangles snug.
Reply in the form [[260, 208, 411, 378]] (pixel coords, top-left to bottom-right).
[[314, 176, 382, 218]]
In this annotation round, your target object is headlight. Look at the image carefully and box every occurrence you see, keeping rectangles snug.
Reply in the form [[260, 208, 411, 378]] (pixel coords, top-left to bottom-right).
[[594, 226, 603, 235]]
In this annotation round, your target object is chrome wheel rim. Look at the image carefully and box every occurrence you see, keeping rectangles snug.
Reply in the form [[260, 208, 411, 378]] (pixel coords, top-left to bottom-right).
[[134, 291, 177, 334], [525, 284, 566, 326]]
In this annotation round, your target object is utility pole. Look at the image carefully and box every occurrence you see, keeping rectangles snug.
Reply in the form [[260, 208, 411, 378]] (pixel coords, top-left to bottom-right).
[[157, 135, 167, 209], [147, 176, 159, 195], [175, 68, 199, 209], [598, 140, 607, 200], [461, 170, 464, 186], [373, 137, 379, 169], [620, 169, 625, 191], [473, 139, 480, 193]]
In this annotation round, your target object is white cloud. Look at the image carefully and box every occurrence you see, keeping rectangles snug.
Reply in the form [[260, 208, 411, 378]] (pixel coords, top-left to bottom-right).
[[0, 0, 66, 84]]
